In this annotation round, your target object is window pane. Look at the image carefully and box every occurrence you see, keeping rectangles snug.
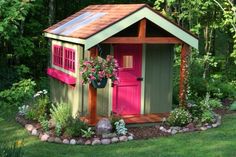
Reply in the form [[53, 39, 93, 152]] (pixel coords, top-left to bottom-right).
[[123, 55, 133, 68]]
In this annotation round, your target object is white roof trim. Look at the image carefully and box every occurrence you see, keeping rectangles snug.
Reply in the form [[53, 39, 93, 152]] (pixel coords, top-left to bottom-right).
[[44, 33, 85, 45], [84, 7, 198, 50]]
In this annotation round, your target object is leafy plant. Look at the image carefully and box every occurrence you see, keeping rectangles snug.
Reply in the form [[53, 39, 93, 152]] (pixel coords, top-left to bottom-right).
[[50, 102, 71, 128], [64, 117, 88, 137], [80, 55, 119, 84], [229, 101, 236, 111], [55, 123, 62, 137], [114, 119, 128, 135], [0, 79, 36, 115], [201, 110, 214, 123], [39, 116, 49, 132], [167, 108, 192, 127], [81, 127, 95, 138], [0, 140, 24, 157], [18, 105, 29, 116], [26, 90, 50, 121]]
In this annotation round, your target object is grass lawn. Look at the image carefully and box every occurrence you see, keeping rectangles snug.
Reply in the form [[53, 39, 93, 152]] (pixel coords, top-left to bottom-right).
[[1, 114, 236, 157]]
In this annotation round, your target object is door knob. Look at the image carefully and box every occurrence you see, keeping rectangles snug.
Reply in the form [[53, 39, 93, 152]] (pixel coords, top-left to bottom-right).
[[137, 77, 143, 81]]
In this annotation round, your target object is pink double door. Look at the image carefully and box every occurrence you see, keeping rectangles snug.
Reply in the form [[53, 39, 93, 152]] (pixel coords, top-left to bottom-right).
[[113, 44, 142, 115]]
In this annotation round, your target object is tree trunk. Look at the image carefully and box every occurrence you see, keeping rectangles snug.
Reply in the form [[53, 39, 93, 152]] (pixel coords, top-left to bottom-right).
[[48, 0, 55, 26]]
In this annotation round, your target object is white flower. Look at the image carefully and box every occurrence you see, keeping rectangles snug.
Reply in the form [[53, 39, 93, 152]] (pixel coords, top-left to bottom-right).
[[34, 93, 40, 98], [43, 89, 48, 94]]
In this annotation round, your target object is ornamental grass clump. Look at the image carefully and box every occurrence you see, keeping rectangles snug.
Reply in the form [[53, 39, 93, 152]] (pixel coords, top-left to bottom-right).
[[80, 55, 119, 85], [167, 108, 192, 127]]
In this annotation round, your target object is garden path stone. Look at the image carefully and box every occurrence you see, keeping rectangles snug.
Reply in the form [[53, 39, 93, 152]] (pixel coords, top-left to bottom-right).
[[101, 139, 111, 145], [25, 124, 34, 132], [171, 129, 178, 135], [212, 123, 218, 128], [119, 136, 128, 142], [111, 137, 119, 143], [77, 139, 84, 145], [54, 137, 62, 143], [92, 139, 101, 145], [48, 137, 55, 143], [128, 136, 133, 140], [96, 118, 112, 135], [200, 127, 207, 131], [63, 139, 69, 144], [70, 139, 76, 145], [102, 133, 117, 138], [40, 134, 49, 141], [85, 140, 91, 145], [31, 129, 38, 136]]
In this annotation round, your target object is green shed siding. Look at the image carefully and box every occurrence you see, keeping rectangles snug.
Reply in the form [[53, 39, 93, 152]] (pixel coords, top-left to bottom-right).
[[49, 40, 83, 117], [49, 78, 80, 116], [144, 44, 173, 114]]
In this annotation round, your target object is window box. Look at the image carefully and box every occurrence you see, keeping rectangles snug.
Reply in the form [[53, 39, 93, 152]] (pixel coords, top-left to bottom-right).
[[47, 68, 76, 85]]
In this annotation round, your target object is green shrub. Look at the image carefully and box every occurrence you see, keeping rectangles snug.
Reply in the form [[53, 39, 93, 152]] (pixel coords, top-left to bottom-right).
[[167, 108, 192, 127], [229, 101, 236, 111], [39, 116, 49, 132], [0, 79, 36, 114], [201, 110, 214, 123], [114, 119, 128, 135], [208, 98, 222, 109], [50, 102, 71, 128], [25, 90, 50, 121], [0, 140, 24, 157], [64, 117, 88, 137], [55, 124, 62, 137]]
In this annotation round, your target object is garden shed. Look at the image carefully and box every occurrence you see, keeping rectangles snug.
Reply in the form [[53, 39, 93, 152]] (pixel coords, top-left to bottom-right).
[[44, 4, 198, 124]]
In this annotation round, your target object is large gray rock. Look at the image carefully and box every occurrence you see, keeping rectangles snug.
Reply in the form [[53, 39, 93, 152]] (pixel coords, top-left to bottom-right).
[[96, 118, 112, 135], [102, 133, 117, 138]]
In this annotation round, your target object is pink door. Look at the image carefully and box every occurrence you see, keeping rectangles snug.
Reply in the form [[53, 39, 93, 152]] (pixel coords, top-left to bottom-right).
[[113, 44, 142, 115]]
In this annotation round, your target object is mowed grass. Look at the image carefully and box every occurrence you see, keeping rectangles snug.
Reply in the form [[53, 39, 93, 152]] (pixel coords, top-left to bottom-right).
[[1, 114, 236, 157]]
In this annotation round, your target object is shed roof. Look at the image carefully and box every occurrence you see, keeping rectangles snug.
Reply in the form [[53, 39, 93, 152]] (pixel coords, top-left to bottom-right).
[[44, 4, 199, 50]]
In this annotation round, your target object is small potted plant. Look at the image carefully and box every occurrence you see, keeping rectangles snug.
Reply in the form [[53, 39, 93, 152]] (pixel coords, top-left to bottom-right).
[[80, 55, 119, 88]]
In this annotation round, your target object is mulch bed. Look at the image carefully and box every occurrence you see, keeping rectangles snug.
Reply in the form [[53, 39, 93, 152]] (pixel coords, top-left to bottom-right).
[[128, 99, 236, 140]]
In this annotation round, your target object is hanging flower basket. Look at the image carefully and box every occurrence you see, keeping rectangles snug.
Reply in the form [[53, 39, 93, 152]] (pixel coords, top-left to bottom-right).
[[91, 78, 107, 88], [80, 55, 119, 89]]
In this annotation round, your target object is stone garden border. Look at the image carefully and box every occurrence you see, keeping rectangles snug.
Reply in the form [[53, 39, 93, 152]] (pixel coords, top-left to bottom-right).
[[15, 114, 222, 146]]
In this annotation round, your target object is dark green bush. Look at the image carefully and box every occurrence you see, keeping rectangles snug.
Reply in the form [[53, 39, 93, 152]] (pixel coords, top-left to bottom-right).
[[64, 117, 88, 137], [0, 79, 36, 115]]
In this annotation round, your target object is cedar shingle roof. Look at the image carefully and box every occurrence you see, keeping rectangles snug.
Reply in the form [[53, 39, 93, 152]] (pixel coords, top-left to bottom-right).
[[44, 4, 146, 39]]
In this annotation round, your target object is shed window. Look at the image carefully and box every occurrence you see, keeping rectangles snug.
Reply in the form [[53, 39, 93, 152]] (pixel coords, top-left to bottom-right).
[[123, 55, 133, 68], [64, 48, 75, 72], [53, 45, 63, 67]]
